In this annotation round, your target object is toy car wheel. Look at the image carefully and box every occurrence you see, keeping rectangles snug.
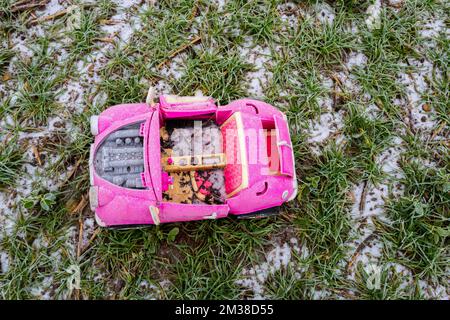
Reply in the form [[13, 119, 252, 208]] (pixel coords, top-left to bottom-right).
[[233, 207, 281, 220]]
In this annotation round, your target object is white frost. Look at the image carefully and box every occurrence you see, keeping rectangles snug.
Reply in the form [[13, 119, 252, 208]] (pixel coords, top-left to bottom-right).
[[235, 240, 306, 299], [29, 276, 54, 300], [307, 112, 344, 144], [0, 251, 10, 273], [239, 42, 272, 98], [420, 20, 445, 38], [315, 3, 335, 25], [345, 52, 368, 71], [397, 58, 440, 133], [366, 0, 382, 30]]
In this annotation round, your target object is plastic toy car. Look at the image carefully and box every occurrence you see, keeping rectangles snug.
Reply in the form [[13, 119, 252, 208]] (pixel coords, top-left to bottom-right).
[[89, 93, 297, 227]]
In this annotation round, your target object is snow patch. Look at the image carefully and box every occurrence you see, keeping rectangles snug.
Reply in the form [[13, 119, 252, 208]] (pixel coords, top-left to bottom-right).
[[307, 112, 344, 145], [377, 136, 404, 179], [366, 0, 382, 30], [235, 239, 307, 299], [345, 137, 406, 282], [139, 279, 170, 300], [100, 2, 146, 45], [160, 55, 185, 81], [56, 81, 85, 113], [351, 183, 388, 220], [29, 276, 54, 300], [346, 52, 368, 71], [82, 218, 95, 247], [211, 0, 226, 12], [0, 251, 10, 273], [35, 0, 66, 17], [419, 280, 449, 300], [397, 58, 440, 133], [239, 42, 272, 98], [113, 0, 141, 9], [315, 3, 335, 25], [278, 2, 301, 30], [0, 191, 17, 241], [420, 20, 445, 38]]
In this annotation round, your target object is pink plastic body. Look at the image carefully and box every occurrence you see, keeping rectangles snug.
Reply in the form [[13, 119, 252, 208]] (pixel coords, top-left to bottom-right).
[[90, 97, 297, 227]]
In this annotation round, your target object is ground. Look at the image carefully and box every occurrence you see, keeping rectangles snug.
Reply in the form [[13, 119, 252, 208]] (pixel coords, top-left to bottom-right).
[[0, 0, 449, 300]]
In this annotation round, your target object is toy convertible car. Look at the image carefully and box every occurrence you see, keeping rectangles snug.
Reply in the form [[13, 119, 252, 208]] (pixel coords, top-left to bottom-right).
[[89, 94, 297, 227]]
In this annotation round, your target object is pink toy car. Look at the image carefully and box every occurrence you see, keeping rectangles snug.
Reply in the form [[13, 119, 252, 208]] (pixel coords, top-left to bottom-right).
[[89, 94, 297, 227]]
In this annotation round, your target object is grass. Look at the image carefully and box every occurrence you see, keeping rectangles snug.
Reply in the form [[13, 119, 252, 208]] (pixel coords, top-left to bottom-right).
[[14, 38, 67, 125], [379, 159, 449, 279], [69, 9, 103, 58], [0, 48, 14, 76], [175, 49, 253, 103], [0, 136, 24, 188], [0, 0, 449, 300], [344, 102, 393, 182]]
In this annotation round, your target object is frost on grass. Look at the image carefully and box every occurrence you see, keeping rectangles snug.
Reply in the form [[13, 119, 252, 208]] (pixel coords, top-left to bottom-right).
[[0, 136, 67, 240], [337, 51, 369, 99], [420, 19, 446, 39], [59, 52, 109, 114], [239, 40, 272, 98], [101, 0, 147, 46], [1, 0, 449, 300], [1, 43, 75, 241], [159, 55, 186, 82], [29, 276, 54, 300], [0, 251, 10, 274], [366, 0, 382, 30], [307, 112, 344, 145], [344, 137, 449, 299], [58, 1, 151, 112], [419, 280, 449, 300], [314, 2, 335, 25], [397, 58, 440, 134], [277, 2, 303, 30], [305, 52, 370, 153], [138, 279, 171, 300], [345, 136, 405, 280], [81, 218, 95, 248], [61, 1, 152, 111], [211, 0, 227, 12], [345, 52, 368, 71], [0, 192, 16, 241], [235, 239, 307, 299], [35, 0, 66, 17], [335, 19, 449, 295], [1, 0, 150, 252], [385, 2, 448, 45]]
